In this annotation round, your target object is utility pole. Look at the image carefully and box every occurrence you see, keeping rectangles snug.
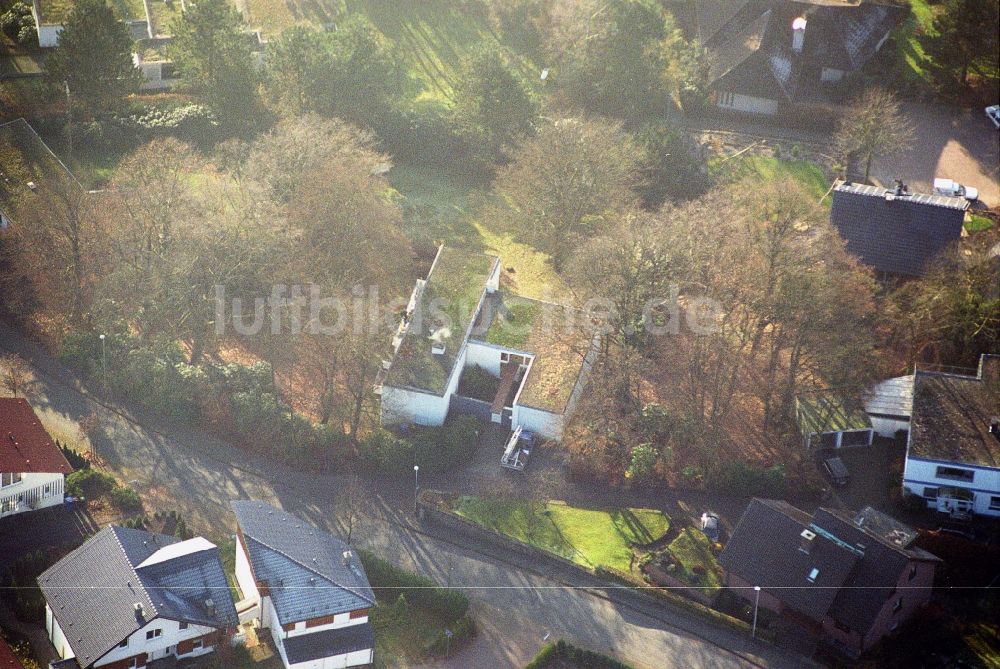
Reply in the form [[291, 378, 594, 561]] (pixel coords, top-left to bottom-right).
[[752, 586, 761, 640]]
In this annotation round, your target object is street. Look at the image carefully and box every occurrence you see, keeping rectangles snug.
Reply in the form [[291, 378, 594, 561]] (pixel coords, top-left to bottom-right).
[[0, 320, 811, 669]]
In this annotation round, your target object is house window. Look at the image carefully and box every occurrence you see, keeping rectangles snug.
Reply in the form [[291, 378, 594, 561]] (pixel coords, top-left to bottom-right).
[[989, 496, 1000, 511], [807, 567, 819, 583], [43, 483, 53, 497], [908, 565, 918, 581], [924, 487, 939, 500], [146, 629, 162, 641], [119, 639, 129, 648], [893, 597, 903, 613], [935, 466, 974, 483], [179, 622, 188, 630], [128, 660, 137, 669], [1, 473, 22, 487], [192, 640, 203, 650]]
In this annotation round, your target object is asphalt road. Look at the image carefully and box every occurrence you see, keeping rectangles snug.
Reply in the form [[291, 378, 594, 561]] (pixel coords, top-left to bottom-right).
[[0, 321, 816, 669]]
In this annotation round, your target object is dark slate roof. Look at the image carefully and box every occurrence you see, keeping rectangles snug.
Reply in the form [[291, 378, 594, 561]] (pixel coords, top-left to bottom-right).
[[38, 527, 237, 668], [707, 1, 908, 102], [829, 182, 968, 276], [720, 499, 939, 633], [230, 501, 375, 625], [283, 622, 374, 665], [908, 355, 1000, 469]]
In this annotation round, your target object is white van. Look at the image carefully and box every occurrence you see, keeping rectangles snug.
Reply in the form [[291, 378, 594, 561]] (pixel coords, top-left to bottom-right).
[[933, 178, 979, 201]]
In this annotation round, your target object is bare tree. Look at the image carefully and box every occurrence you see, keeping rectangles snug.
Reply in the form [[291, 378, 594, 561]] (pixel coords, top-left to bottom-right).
[[1, 353, 32, 397], [833, 87, 914, 183]]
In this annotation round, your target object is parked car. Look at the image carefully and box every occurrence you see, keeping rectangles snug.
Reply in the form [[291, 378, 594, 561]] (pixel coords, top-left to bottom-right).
[[700, 512, 721, 542], [986, 105, 1000, 129], [500, 425, 534, 471], [933, 177, 979, 201], [822, 456, 850, 487]]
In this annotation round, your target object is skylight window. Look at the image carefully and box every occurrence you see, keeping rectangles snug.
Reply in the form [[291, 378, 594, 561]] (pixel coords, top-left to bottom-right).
[[807, 568, 820, 583]]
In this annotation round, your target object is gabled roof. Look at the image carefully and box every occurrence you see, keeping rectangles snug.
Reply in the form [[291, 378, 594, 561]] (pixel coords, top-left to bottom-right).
[[230, 501, 375, 625], [830, 181, 968, 276], [385, 246, 499, 395], [0, 636, 25, 669], [38, 527, 237, 668], [283, 622, 374, 665], [908, 355, 1000, 469], [0, 398, 74, 475], [720, 499, 938, 633], [707, 1, 908, 102]]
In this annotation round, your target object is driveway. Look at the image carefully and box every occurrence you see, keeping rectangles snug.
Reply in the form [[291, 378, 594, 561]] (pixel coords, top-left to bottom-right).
[[869, 103, 1000, 208], [0, 321, 812, 669]]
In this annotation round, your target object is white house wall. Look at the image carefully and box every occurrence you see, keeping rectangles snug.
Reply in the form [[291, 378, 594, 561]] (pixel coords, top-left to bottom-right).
[[94, 618, 217, 666], [46, 604, 73, 660], [513, 405, 563, 441], [464, 341, 506, 377], [234, 537, 259, 606], [282, 612, 368, 639], [36, 25, 62, 48], [0, 472, 64, 518], [903, 457, 1000, 517], [285, 648, 374, 669], [717, 92, 779, 116], [870, 416, 909, 439], [380, 386, 449, 427]]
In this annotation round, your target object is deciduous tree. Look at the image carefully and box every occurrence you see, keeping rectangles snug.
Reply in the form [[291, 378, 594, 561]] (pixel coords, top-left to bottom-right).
[[833, 88, 914, 182]]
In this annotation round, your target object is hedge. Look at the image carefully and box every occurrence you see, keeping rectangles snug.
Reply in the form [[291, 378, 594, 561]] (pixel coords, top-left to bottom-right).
[[357, 549, 468, 622], [358, 416, 480, 476], [524, 639, 636, 669], [425, 613, 475, 655]]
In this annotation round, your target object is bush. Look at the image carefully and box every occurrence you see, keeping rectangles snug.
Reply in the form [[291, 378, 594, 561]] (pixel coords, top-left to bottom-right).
[[357, 549, 469, 621], [457, 365, 499, 401], [706, 461, 787, 498], [109, 486, 143, 514], [371, 102, 467, 167], [0, 2, 37, 46], [524, 639, 636, 669], [66, 468, 116, 498], [426, 613, 476, 655], [360, 416, 479, 477], [59, 442, 91, 470]]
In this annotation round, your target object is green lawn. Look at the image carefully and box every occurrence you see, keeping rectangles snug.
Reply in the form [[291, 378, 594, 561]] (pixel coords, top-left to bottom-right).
[[389, 163, 569, 300], [450, 496, 670, 572], [965, 214, 995, 233], [894, 0, 939, 86], [239, 0, 540, 106], [712, 154, 831, 202], [663, 527, 723, 595]]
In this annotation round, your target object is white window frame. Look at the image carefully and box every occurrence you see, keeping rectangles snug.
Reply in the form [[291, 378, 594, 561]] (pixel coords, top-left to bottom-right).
[[146, 629, 162, 641]]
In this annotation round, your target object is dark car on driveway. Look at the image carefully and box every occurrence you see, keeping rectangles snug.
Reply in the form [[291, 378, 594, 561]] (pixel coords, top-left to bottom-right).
[[822, 456, 850, 487]]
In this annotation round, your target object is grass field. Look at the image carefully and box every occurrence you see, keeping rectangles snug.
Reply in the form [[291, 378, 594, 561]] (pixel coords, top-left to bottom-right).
[[388, 163, 569, 300], [712, 154, 832, 202], [894, 0, 939, 86], [965, 213, 995, 233], [451, 496, 670, 572], [662, 527, 723, 595], [239, 0, 540, 105]]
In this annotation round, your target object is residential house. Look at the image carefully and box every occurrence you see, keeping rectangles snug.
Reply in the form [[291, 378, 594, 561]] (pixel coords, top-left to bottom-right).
[[0, 635, 25, 669], [902, 354, 1000, 518], [720, 499, 940, 656], [379, 245, 601, 440], [701, 0, 907, 116], [0, 398, 73, 519], [231, 501, 376, 669], [38, 526, 238, 668], [829, 181, 969, 277], [863, 373, 913, 439]]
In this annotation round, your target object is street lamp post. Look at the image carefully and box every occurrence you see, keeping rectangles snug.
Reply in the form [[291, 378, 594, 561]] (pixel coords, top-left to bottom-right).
[[752, 586, 761, 640], [99, 334, 107, 389], [413, 465, 420, 515]]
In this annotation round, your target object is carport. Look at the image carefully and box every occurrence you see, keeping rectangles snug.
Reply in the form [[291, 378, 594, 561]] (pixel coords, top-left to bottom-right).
[[864, 375, 913, 438], [796, 391, 874, 450]]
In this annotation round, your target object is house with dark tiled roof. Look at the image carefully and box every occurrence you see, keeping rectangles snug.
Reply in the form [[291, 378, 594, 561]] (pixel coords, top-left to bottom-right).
[[38, 526, 238, 668], [231, 501, 376, 669], [0, 398, 73, 519], [700, 0, 908, 116], [720, 499, 940, 656], [829, 180, 969, 277], [902, 354, 1000, 518]]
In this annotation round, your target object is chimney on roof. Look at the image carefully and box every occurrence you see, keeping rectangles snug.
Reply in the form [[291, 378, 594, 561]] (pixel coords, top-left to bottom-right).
[[799, 528, 816, 554], [792, 17, 807, 53], [894, 179, 907, 195], [134, 602, 144, 618], [342, 550, 353, 566], [205, 598, 215, 616]]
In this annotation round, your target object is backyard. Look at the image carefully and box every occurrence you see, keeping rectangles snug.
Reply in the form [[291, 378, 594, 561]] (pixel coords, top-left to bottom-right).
[[449, 495, 670, 572]]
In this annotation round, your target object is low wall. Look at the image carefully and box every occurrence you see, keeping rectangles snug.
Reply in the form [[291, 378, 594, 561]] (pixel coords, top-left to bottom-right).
[[642, 564, 715, 606]]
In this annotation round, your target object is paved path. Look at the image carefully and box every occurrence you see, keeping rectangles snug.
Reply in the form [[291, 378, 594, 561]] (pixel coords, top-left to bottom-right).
[[0, 321, 812, 669]]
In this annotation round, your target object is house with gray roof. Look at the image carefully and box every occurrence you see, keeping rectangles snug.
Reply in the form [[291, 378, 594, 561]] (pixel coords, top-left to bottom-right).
[[829, 180, 970, 277], [701, 0, 907, 116], [231, 501, 375, 669], [37, 526, 237, 668], [720, 499, 939, 656]]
